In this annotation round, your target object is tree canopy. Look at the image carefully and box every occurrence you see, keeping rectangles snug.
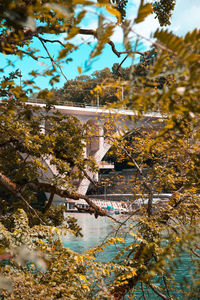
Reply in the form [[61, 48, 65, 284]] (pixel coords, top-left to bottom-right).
[[0, 0, 200, 299]]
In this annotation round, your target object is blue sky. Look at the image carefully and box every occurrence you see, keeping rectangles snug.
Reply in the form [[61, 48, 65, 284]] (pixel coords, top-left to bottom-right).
[[1, 0, 200, 91]]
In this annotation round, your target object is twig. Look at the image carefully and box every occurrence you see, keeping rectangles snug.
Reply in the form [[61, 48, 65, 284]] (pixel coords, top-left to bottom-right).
[[120, 145, 154, 217], [19, 50, 49, 61], [116, 53, 129, 74], [38, 36, 69, 82], [43, 192, 55, 213], [37, 36, 66, 47], [38, 36, 55, 65], [163, 276, 170, 298], [191, 248, 200, 258], [75, 203, 121, 224], [78, 164, 99, 189], [114, 208, 140, 237], [148, 283, 168, 300], [141, 282, 146, 300]]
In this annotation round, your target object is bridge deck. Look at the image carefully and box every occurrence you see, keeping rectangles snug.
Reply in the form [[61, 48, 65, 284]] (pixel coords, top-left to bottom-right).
[[27, 101, 165, 119]]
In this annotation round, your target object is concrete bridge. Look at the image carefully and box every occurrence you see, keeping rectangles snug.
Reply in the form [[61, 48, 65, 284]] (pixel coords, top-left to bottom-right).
[[29, 102, 164, 197]]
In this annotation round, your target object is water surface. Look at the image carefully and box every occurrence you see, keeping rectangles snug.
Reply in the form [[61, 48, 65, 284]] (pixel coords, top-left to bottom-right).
[[62, 213, 199, 299]]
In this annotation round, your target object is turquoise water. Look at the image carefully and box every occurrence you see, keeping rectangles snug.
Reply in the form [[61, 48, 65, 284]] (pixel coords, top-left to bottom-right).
[[62, 213, 200, 299], [63, 213, 115, 252]]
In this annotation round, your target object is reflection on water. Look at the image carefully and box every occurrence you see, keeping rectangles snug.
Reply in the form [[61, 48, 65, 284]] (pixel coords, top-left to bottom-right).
[[62, 213, 119, 252]]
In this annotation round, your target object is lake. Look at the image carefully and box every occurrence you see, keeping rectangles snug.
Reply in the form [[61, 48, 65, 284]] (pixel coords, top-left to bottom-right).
[[62, 213, 199, 299]]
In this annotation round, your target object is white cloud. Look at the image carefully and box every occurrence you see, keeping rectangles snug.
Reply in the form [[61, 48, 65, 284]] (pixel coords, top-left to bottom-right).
[[167, 0, 200, 36], [126, 0, 200, 47], [60, 0, 200, 48], [110, 26, 123, 43], [133, 14, 159, 46], [120, 0, 159, 47]]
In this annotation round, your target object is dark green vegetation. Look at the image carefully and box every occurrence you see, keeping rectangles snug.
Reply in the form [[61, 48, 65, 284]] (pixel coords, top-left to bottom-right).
[[49, 48, 164, 107], [0, 0, 200, 299]]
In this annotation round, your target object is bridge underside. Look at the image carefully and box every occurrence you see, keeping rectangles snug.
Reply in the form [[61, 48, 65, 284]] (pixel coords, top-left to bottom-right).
[[39, 105, 163, 198]]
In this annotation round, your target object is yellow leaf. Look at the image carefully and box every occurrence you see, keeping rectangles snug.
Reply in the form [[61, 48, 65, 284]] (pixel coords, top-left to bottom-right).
[[106, 5, 121, 23], [135, 1, 153, 24], [79, 275, 86, 281], [77, 66, 82, 74], [83, 284, 90, 291]]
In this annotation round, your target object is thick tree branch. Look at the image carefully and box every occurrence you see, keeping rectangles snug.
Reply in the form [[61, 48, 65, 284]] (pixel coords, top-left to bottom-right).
[[0, 25, 145, 66], [43, 192, 55, 214], [0, 162, 119, 223], [79, 28, 97, 37], [0, 254, 14, 261], [25, 181, 121, 223], [79, 29, 144, 59]]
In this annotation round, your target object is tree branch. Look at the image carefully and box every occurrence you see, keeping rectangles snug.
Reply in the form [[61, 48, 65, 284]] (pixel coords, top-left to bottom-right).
[[0, 25, 145, 64], [191, 248, 200, 258], [20, 50, 49, 61], [78, 164, 99, 189], [116, 53, 129, 74], [38, 36, 55, 65], [78, 29, 145, 59], [116, 142, 154, 217], [37, 36, 66, 47], [0, 172, 45, 224], [147, 283, 168, 300], [141, 282, 147, 300], [162, 276, 170, 298], [25, 181, 121, 223], [43, 192, 55, 214], [37, 35, 69, 82]]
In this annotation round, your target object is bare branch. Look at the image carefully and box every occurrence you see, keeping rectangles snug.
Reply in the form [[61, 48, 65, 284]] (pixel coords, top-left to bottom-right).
[[147, 283, 168, 300], [114, 208, 140, 237], [108, 40, 144, 58], [37, 35, 69, 82], [117, 53, 129, 74], [38, 36, 55, 65], [79, 28, 96, 37], [191, 248, 200, 258], [37, 36, 66, 47], [163, 276, 170, 298], [141, 282, 147, 300], [78, 165, 99, 189], [20, 50, 49, 61], [78, 28, 145, 59], [117, 142, 154, 217]]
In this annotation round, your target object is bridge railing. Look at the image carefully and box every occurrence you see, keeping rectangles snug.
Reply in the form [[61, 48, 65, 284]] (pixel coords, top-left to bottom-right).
[[27, 98, 106, 108], [26, 98, 165, 119]]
